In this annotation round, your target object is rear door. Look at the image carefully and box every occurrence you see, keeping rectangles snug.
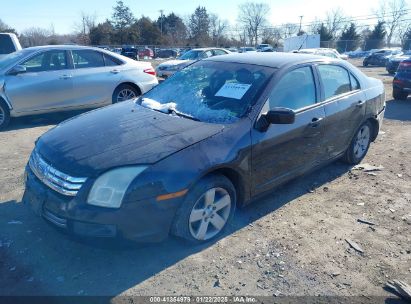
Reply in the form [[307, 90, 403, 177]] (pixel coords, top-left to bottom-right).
[[69, 49, 123, 106], [251, 65, 326, 195], [315, 64, 366, 159], [5, 49, 74, 113]]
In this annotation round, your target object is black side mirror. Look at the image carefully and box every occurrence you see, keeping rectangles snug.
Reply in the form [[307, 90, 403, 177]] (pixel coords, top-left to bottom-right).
[[255, 108, 296, 132], [265, 108, 295, 124], [9, 65, 27, 76]]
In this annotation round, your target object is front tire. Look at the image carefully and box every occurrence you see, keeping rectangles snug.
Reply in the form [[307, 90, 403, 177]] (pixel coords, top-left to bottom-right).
[[172, 174, 236, 244], [0, 100, 10, 131], [112, 84, 140, 103], [342, 121, 372, 165], [393, 88, 408, 100]]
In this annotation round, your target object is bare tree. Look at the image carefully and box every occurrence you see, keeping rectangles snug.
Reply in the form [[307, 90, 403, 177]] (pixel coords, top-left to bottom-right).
[[20, 27, 52, 47], [376, 0, 408, 47], [261, 27, 282, 45], [282, 23, 298, 38], [209, 14, 229, 46], [74, 12, 97, 45], [237, 2, 270, 45], [325, 8, 346, 39]]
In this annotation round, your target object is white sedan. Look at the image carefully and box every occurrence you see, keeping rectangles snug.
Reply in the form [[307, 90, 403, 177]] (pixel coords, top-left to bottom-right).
[[0, 45, 158, 129]]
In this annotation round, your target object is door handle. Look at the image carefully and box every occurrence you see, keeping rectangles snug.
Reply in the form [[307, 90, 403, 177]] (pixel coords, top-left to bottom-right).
[[60, 75, 72, 80], [111, 69, 120, 74], [356, 100, 366, 107], [309, 117, 323, 127]]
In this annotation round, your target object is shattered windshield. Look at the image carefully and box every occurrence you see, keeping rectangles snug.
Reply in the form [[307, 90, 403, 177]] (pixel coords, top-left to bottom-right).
[[140, 61, 275, 123]]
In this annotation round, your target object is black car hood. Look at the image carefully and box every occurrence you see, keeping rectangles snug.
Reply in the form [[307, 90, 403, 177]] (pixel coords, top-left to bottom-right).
[[37, 101, 224, 176]]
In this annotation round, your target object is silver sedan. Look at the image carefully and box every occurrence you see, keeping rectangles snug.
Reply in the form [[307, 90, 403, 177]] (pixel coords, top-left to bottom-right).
[[0, 45, 158, 129]]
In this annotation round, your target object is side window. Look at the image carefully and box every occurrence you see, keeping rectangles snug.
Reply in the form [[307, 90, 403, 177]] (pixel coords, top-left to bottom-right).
[[104, 54, 123, 66], [22, 50, 67, 72], [213, 49, 227, 56], [317, 65, 351, 99], [268, 66, 317, 111], [204, 50, 213, 58], [72, 50, 105, 69], [350, 74, 360, 90]]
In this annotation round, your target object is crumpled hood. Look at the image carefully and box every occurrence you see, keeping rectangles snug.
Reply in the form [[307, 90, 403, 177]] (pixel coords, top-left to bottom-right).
[[36, 101, 224, 176]]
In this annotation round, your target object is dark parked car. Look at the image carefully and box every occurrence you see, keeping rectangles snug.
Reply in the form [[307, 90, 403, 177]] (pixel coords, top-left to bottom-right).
[[386, 51, 411, 74], [393, 59, 411, 100], [23, 53, 385, 244], [363, 49, 402, 67], [121, 47, 139, 60], [155, 49, 179, 58]]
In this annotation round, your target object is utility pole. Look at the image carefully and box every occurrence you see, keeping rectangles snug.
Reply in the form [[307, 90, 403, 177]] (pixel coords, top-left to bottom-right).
[[159, 9, 164, 37], [298, 15, 303, 34]]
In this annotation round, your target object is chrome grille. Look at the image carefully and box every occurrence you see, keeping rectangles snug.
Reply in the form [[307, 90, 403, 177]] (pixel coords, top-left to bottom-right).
[[28, 150, 87, 196]]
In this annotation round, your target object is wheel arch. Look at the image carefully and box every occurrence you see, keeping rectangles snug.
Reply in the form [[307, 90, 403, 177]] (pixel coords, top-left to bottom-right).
[[112, 82, 142, 101], [366, 117, 380, 142], [0, 95, 12, 110], [200, 166, 248, 208]]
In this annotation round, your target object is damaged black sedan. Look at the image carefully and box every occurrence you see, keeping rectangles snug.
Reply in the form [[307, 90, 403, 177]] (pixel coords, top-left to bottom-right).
[[23, 53, 385, 243]]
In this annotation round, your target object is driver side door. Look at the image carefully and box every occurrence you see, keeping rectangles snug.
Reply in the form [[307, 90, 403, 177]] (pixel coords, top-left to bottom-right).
[[251, 65, 326, 195], [5, 50, 74, 114]]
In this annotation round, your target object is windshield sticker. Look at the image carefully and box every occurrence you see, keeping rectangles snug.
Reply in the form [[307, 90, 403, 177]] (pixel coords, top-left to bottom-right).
[[215, 83, 252, 100]]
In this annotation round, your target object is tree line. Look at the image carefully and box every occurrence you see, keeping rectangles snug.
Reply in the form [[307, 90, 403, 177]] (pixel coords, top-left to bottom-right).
[[1, 0, 411, 51]]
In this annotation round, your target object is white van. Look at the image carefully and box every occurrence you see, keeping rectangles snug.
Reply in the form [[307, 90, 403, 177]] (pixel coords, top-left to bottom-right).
[[0, 33, 22, 59]]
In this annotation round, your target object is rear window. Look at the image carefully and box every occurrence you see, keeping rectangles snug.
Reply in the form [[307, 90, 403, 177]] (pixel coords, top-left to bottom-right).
[[0, 35, 16, 55], [318, 65, 351, 99], [104, 53, 123, 66], [72, 50, 105, 69]]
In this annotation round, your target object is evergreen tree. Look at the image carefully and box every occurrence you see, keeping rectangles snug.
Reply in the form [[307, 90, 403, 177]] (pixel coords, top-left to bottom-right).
[[337, 23, 360, 52], [316, 23, 333, 47], [364, 21, 386, 50], [111, 0, 136, 44], [188, 6, 210, 46]]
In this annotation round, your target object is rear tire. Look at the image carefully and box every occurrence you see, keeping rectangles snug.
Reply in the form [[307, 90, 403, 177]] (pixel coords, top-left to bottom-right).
[[0, 100, 10, 131], [342, 121, 372, 165], [171, 174, 236, 244], [393, 88, 408, 100], [112, 84, 140, 103]]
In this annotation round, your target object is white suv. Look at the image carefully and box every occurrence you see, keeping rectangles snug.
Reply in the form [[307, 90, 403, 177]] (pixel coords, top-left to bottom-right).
[[0, 33, 22, 59]]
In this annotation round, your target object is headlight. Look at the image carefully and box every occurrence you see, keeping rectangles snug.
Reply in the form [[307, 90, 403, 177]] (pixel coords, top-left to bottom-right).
[[87, 166, 147, 208]]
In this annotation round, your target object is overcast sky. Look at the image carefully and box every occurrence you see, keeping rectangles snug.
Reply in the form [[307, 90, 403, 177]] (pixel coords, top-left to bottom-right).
[[0, 0, 398, 34]]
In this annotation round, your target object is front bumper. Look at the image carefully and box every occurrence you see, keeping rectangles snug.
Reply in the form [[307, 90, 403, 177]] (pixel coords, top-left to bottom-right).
[[23, 167, 182, 242]]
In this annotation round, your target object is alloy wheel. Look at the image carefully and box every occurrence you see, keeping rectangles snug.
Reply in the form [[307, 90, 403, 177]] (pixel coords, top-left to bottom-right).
[[189, 187, 231, 241], [117, 89, 137, 102], [353, 124, 370, 159]]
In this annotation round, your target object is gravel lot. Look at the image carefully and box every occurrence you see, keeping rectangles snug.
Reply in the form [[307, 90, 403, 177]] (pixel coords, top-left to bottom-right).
[[0, 59, 410, 299]]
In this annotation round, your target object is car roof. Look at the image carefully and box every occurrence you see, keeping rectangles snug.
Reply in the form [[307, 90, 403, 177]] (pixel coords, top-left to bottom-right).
[[191, 47, 225, 51], [205, 52, 336, 68], [20, 45, 101, 52]]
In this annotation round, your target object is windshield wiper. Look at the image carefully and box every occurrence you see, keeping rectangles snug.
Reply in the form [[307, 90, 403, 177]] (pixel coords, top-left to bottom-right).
[[169, 108, 200, 121]]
